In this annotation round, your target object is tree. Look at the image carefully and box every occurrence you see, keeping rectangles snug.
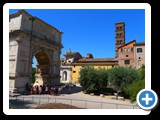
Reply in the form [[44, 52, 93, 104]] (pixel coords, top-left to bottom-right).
[[107, 66, 139, 94], [96, 68, 108, 91], [79, 66, 108, 94], [32, 68, 36, 84]]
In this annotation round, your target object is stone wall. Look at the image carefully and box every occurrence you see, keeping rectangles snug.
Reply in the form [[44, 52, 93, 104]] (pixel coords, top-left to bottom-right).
[[9, 40, 18, 76], [9, 14, 22, 31], [20, 11, 61, 43], [118, 41, 135, 67]]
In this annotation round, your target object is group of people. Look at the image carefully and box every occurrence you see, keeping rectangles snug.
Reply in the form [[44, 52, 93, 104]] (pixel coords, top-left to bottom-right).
[[25, 84, 63, 96]]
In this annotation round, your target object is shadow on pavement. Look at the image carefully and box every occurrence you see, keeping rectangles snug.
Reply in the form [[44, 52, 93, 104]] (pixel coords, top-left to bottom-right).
[[60, 86, 83, 95], [9, 99, 34, 109]]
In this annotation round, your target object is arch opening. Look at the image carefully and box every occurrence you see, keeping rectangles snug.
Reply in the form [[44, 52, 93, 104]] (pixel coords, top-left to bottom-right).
[[32, 51, 50, 86]]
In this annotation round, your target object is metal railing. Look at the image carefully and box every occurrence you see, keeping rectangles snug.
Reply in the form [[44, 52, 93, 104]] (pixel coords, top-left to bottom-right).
[[9, 96, 140, 109]]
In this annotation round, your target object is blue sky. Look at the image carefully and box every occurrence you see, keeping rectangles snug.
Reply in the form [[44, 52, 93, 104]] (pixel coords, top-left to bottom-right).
[[9, 9, 145, 68]]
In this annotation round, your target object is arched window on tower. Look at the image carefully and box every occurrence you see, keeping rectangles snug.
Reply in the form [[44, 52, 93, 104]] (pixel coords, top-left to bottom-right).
[[116, 27, 119, 31], [117, 40, 120, 44], [117, 33, 119, 37], [121, 48, 123, 52], [119, 26, 122, 31], [120, 33, 122, 37]]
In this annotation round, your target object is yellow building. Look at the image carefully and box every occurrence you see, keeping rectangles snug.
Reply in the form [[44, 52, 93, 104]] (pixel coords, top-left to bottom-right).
[[71, 58, 118, 83]]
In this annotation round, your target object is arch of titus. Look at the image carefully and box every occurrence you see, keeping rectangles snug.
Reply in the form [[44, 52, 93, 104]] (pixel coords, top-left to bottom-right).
[[9, 10, 63, 93]]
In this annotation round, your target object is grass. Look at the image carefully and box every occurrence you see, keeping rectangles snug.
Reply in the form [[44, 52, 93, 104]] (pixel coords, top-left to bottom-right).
[[10, 102, 83, 109], [35, 103, 83, 109]]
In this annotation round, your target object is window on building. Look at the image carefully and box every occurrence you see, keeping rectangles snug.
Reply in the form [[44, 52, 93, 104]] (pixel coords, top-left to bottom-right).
[[126, 55, 128, 57], [121, 48, 123, 52], [124, 48, 126, 52], [117, 40, 119, 44], [119, 26, 122, 31], [131, 48, 134, 52], [117, 33, 119, 37], [138, 60, 142, 65], [120, 40, 123, 44], [120, 33, 122, 37], [139, 57, 141, 59], [128, 48, 130, 52], [112, 65, 114, 68], [124, 60, 130, 64], [74, 65, 75, 68], [73, 71, 76, 73], [117, 27, 119, 31], [68, 60, 71, 63], [137, 48, 142, 53]]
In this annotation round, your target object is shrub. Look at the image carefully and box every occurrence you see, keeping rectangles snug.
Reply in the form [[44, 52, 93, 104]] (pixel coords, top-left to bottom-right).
[[125, 65, 145, 102], [125, 79, 145, 102], [138, 64, 145, 80]]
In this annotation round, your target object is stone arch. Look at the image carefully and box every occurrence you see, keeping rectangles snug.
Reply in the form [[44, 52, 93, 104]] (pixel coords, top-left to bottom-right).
[[32, 47, 51, 65], [9, 10, 63, 93]]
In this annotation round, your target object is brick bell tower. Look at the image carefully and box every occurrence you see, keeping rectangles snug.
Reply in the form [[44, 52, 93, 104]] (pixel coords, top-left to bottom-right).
[[115, 22, 125, 58]]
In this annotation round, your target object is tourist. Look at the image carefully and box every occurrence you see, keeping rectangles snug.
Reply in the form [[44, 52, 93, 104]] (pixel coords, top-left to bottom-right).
[[50, 86, 54, 95], [45, 85, 49, 94], [58, 86, 62, 95], [38, 85, 42, 95]]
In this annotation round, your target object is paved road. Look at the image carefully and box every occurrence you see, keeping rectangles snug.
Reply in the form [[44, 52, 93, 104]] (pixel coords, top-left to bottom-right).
[[9, 86, 140, 109]]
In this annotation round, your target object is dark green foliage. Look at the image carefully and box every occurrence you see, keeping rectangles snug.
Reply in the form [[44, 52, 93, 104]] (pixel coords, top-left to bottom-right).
[[79, 66, 108, 94], [9, 103, 15, 109], [125, 79, 145, 102], [138, 64, 145, 80], [32, 68, 36, 84], [107, 66, 139, 93], [79, 65, 145, 102], [60, 82, 65, 86], [125, 65, 145, 102]]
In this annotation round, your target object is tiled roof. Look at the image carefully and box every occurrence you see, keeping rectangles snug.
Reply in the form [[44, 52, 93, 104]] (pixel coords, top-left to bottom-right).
[[72, 62, 118, 65], [60, 58, 65, 61], [77, 58, 117, 62], [118, 40, 136, 49], [72, 58, 118, 65], [133, 42, 145, 46], [64, 52, 80, 56]]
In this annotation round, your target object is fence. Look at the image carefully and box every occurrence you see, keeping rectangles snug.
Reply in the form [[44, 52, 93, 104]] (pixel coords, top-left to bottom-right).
[[9, 96, 140, 109]]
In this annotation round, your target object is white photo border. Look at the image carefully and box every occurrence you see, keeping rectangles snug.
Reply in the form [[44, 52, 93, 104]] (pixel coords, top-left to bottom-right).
[[3, 3, 151, 115]]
